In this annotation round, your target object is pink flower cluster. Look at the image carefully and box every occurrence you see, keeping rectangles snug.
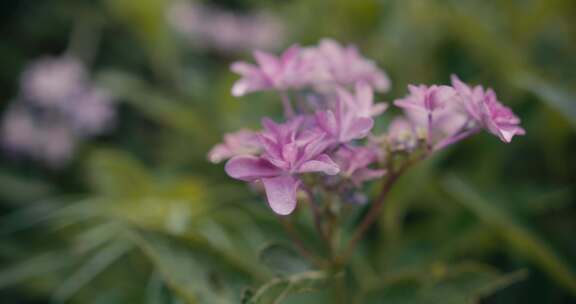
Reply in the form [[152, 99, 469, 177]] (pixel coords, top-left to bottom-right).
[[209, 40, 525, 215], [1, 56, 115, 167]]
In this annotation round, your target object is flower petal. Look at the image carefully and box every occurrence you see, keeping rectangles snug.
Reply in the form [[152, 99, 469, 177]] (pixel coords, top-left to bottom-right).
[[297, 154, 340, 175], [341, 116, 374, 142], [262, 175, 300, 215], [225, 156, 281, 181]]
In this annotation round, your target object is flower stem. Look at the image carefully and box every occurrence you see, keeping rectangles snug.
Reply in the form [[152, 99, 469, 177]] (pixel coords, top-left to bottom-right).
[[302, 185, 329, 248], [336, 173, 400, 264]]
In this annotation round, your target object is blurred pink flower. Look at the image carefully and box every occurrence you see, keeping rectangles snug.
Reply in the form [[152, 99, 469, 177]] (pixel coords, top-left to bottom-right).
[[305, 39, 391, 92], [385, 117, 420, 151], [208, 129, 261, 163], [69, 88, 115, 136], [337, 82, 388, 118], [334, 145, 385, 186], [21, 56, 86, 108], [394, 84, 467, 145], [315, 86, 377, 143], [1, 56, 116, 167], [231, 45, 311, 97], [167, 1, 284, 54]]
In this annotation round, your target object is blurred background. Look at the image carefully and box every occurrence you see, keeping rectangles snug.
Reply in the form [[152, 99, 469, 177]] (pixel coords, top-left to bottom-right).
[[0, 0, 575, 303]]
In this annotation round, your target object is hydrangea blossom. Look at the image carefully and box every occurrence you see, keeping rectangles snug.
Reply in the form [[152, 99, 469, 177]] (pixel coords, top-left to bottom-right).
[[212, 40, 524, 215], [451, 75, 525, 143], [225, 118, 339, 215], [231, 40, 391, 96], [231, 45, 310, 97], [305, 39, 391, 92]]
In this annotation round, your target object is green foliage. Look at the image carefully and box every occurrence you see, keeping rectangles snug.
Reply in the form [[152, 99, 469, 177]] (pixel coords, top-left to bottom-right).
[[1, 0, 575, 303], [361, 263, 527, 304], [442, 176, 576, 296]]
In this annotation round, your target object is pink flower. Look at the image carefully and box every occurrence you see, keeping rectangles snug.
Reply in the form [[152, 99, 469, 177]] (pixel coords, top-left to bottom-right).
[[394, 84, 468, 145], [231, 45, 311, 97], [315, 86, 377, 143], [208, 129, 261, 163], [225, 117, 339, 215], [21, 56, 86, 107], [334, 145, 385, 186], [386, 117, 420, 151], [305, 39, 390, 92], [338, 82, 388, 118], [167, 1, 284, 54], [69, 88, 115, 136], [451, 75, 525, 143], [394, 84, 456, 113]]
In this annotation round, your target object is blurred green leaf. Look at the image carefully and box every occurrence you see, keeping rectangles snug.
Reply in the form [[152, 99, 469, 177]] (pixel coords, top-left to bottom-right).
[[0, 252, 69, 289], [361, 263, 526, 304], [130, 228, 264, 304], [98, 70, 216, 143], [0, 172, 53, 203], [442, 175, 576, 296], [517, 75, 576, 131], [86, 149, 152, 197], [246, 270, 331, 304], [259, 243, 311, 277], [52, 240, 133, 302]]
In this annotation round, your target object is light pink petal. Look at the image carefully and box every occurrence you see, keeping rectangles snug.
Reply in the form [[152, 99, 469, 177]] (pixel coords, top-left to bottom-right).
[[254, 50, 280, 76], [231, 62, 258, 75], [231, 79, 253, 97], [225, 156, 281, 181], [262, 175, 300, 215], [315, 110, 337, 136], [207, 144, 229, 163], [370, 103, 388, 116], [355, 82, 373, 110], [281, 45, 301, 64], [341, 116, 374, 141], [297, 154, 340, 175]]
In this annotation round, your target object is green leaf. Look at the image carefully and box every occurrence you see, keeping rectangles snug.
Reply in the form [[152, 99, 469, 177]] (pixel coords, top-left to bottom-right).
[[517, 75, 576, 131], [130, 228, 263, 304], [0, 252, 69, 289], [86, 149, 152, 197], [361, 263, 526, 304], [246, 271, 332, 304], [442, 175, 576, 296], [0, 172, 53, 202], [97, 71, 216, 142], [52, 240, 133, 302], [259, 243, 312, 277]]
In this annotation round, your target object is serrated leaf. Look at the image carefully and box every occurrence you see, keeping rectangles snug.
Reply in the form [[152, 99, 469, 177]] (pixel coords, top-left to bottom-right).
[[130, 228, 264, 304], [442, 176, 576, 296], [259, 243, 311, 277], [247, 271, 332, 304]]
